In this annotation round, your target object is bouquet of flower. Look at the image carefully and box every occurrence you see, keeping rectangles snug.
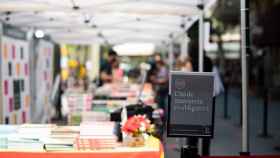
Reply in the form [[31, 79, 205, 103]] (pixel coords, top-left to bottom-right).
[[122, 115, 155, 137]]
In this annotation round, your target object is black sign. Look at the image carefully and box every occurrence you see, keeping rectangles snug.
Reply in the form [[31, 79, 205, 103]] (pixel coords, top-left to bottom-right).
[[167, 72, 215, 138]]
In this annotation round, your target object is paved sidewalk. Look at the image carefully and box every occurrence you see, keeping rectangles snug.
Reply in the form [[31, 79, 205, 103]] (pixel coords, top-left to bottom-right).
[[164, 88, 280, 157]]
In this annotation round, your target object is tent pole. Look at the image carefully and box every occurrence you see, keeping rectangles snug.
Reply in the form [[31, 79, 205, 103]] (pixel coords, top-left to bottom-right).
[[240, 0, 250, 155], [199, 6, 204, 72]]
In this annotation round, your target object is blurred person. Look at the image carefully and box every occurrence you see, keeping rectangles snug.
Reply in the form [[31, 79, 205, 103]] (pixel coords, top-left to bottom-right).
[[146, 53, 168, 140], [181, 57, 193, 72], [152, 58, 169, 142], [112, 60, 124, 83], [148, 53, 162, 84], [100, 49, 118, 86], [152, 57, 169, 111], [174, 52, 183, 71], [174, 56, 183, 71], [147, 53, 169, 113], [147, 56, 157, 83], [154, 53, 162, 63], [212, 60, 224, 96]]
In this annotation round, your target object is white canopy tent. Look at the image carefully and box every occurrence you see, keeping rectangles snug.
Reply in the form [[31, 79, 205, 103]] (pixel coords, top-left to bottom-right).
[[0, 0, 252, 155], [0, 0, 216, 45]]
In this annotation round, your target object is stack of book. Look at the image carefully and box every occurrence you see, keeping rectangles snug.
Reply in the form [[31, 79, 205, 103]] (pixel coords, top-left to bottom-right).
[[0, 125, 18, 149], [17, 124, 55, 139], [75, 122, 119, 150], [5, 124, 55, 151], [0, 123, 125, 151], [7, 136, 44, 151], [42, 126, 80, 151]]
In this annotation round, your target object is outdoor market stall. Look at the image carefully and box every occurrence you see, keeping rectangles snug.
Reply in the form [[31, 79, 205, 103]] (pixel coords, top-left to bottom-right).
[[0, 0, 220, 158]]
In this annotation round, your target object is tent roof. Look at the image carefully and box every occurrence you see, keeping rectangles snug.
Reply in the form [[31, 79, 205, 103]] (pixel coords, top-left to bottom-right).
[[0, 0, 216, 45]]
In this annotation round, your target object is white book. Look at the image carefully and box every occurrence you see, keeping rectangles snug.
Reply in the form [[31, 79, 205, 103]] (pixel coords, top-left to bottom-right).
[[41, 137, 74, 145]]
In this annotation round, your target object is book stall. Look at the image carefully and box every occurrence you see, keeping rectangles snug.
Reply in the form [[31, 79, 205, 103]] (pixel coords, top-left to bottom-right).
[[0, 81, 163, 158], [0, 123, 163, 158]]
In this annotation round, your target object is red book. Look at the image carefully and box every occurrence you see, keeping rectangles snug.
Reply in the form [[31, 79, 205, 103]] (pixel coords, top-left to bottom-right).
[[74, 137, 119, 150]]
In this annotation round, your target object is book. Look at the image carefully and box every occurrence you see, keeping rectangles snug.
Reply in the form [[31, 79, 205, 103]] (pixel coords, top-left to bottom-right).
[[80, 122, 115, 136], [44, 144, 73, 151], [0, 125, 18, 149], [42, 125, 79, 151], [51, 126, 80, 135], [74, 137, 119, 150], [16, 124, 55, 140], [76, 122, 118, 150], [7, 135, 44, 151]]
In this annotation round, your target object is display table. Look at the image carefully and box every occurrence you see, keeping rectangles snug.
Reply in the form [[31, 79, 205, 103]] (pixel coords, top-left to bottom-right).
[[0, 137, 164, 158], [0, 151, 160, 158]]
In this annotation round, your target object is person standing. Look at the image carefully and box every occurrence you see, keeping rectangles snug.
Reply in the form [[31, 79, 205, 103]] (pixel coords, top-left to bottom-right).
[[112, 60, 124, 83], [100, 49, 118, 86], [153, 57, 169, 111]]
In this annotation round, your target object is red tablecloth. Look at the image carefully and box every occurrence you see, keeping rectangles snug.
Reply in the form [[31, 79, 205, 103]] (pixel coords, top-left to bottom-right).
[[203, 156, 280, 158], [0, 151, 161, 158], [0, 138, 164, 158]]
